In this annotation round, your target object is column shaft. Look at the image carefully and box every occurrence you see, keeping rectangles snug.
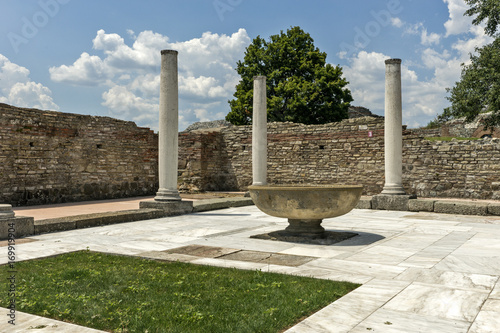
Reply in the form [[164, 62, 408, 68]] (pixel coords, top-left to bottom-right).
[[252, 76, 267, 186], [382, 58, 406, 195], [155, 50, 181, 201]]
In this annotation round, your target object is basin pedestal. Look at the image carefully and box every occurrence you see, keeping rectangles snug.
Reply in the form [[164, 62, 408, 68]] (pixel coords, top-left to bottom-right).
[[285, 219, 325, 236]]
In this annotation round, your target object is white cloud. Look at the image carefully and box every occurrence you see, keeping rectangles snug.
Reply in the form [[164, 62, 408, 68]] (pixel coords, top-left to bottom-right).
[[452, 25, 493, 60], [352, 0, 493, 128], [52, 28, 251, 129], [0, 54, 58, 110], [342, 51, 453, 128], [404, 22, 423, 35], [391, 17, 404, 28], [101, 85, 157, 124], [443, 0, 472, 36], [49, 52, 110, 86], [421, 29, 441, 45], [179, 76, 227, 99]]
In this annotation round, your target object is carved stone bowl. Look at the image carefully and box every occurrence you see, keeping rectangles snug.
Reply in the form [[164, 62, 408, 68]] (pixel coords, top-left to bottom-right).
[[248, 185, 363, 237]]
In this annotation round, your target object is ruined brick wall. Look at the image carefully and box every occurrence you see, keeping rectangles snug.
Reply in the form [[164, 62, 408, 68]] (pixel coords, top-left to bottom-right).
[[179, 118, 500, 200], [0, 103, 158, 206], [403, 136, 500, 199], [1, 103, 499, 205], [178, 129, 234, 191], [179, 117, 386, 193]]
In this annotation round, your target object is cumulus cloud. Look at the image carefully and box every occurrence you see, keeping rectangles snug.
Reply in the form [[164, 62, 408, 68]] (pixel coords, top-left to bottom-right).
[[421, 29, 441, 45], [443, 0, 472, 36], [339, 0, 496, 128], [391, 17, 404, 28], [49, 28, 250, 130], [342, 51, 449, 128], [0, 54, 58, 110], [49, 52, 110, 86]]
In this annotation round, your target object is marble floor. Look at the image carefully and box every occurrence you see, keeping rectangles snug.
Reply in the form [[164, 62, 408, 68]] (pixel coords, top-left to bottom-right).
[[2, 206, 500, 332]]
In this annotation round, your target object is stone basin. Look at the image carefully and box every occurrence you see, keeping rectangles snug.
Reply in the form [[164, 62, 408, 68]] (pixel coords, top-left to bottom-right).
[[248, 185, 363, 237]]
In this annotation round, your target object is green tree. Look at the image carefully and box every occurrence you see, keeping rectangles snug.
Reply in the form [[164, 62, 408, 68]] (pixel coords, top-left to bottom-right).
[[226, 26, 353, 125], [441, 37, 500, 128], [465, 0, 500, 36]]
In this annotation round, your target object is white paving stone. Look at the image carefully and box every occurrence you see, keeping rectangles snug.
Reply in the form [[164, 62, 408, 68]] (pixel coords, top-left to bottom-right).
[[3, 206, 500, 332]]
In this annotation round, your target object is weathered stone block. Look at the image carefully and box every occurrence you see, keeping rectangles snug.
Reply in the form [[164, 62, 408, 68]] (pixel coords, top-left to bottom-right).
[[488, 203, 500, 216], [355, 197, 372, 209], [408, 199, 435, 212], [140, 200, 193, 216], [434, 201, 489, 216], [193, 198, 254, 212], [371, 194, 412, 211], [35, 219, 76, 235], [35, 208, 167, 235], [0, 216, 34, 240]]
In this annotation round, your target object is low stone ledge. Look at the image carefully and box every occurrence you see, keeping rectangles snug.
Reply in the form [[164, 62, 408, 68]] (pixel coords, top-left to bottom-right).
[[408, 199, 435, 212], [34, 208, 166, 235], [488, 203, 500, 216], [371, 194, 412, 211], [193, 197, 254, 212], [0, 216, 35, 240], [355, 197, 372, 209], [433, 201, 489, 216], [140, 200, 194, 215]]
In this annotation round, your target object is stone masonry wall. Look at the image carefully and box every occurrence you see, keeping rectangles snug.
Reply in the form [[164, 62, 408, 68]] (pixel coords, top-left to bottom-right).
[[403, 135, 500, 199], [0, 103, 158, 206], [1, 103, 499, 205], [178, 117, 500, 200]]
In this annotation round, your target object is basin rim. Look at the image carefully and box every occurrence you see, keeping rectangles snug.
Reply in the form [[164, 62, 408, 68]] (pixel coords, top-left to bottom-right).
[[248, 185, 363, 191]]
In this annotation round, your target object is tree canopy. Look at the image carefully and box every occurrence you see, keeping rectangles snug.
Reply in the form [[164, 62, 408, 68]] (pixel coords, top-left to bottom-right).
[[440, 37, 500, 128], [226, 26, 353, 125], [465, 0, 500, 36], [439, 1, 500, 128]]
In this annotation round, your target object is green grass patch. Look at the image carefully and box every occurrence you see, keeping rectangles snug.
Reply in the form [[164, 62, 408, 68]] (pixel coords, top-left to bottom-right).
[[424, 136, 481, 141], [1, 251, 359, 332]]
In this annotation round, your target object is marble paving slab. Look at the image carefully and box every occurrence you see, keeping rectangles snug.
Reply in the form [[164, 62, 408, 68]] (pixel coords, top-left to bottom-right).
[[2, 205, 500, 332], [383, 283, 489, 322], [469, 299, 500, 333]]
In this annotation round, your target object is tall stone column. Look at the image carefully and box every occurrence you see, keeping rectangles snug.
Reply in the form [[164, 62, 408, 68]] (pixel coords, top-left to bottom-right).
[[252, 76, 267, 186], [155, 50, 181, 201], [381, 58, 406, 195], [141, 50, 193, 215]]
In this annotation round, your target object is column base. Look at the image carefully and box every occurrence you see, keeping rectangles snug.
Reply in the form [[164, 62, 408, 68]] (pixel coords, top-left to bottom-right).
[[372, 194, 415, 211], [140, 200, 193, 216], [0, 217, 35, 240], [154, 188, 181, 201], [381, 184, 407, 195]]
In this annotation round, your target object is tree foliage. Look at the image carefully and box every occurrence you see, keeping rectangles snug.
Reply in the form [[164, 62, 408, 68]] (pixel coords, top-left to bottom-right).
[[226, 26, 353, 125], [440, 37, 500, 128], [465, 0, 500, 36]]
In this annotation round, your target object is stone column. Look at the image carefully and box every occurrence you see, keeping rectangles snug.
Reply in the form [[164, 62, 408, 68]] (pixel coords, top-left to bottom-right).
[[141, 50, 193, 215], [252, 76, 267, 186], [155, 50, 181, 201], [381, 58, 406, 195]]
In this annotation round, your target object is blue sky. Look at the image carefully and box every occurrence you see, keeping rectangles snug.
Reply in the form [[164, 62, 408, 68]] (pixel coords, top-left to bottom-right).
[[0, 0, 493, 130]]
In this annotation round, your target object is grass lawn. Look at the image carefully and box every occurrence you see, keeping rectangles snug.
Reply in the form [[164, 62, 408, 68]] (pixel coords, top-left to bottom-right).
[[2, 250, 359, 332]]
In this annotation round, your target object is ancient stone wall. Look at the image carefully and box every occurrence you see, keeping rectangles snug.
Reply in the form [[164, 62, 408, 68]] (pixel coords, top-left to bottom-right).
[[0, 103, 158, 206], [177, 118, 500, 200], [1, 104, 499, 205], [403, 136, 500, 199]]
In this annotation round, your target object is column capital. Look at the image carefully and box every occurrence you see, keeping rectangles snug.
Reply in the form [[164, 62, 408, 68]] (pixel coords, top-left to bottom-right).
[[161, 49, 178, 55], [385, 58, 401, 65]]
